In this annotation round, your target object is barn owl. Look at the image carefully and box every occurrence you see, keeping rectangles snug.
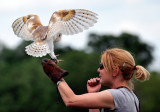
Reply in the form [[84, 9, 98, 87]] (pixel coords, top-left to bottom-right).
[[12, 9, 98, 63]]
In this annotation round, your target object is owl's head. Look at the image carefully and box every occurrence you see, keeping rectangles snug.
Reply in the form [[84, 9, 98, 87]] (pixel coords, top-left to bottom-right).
[[53, 33, 62, 42]]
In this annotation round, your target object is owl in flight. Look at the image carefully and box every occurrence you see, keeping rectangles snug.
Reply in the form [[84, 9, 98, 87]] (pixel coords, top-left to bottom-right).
[[12, 9, 98, 63]]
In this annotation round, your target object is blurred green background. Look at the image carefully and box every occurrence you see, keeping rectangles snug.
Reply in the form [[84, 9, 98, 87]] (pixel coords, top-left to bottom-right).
[[0, 32, 159, 112]]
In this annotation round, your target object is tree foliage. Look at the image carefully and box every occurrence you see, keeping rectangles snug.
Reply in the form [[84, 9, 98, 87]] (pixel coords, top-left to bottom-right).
[[0, 32, 159, 112], [88, 32, 153, 68]]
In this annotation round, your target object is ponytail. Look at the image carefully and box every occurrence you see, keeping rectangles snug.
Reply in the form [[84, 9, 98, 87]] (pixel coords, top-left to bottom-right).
[[135, 65, 150, 81]]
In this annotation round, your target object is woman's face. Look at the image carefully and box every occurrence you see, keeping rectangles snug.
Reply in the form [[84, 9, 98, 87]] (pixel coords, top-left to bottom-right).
[[97, 65, 113, 86]]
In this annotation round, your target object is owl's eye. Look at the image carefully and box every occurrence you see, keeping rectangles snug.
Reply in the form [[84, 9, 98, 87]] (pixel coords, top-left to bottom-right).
[[58, 34, 62, 37]]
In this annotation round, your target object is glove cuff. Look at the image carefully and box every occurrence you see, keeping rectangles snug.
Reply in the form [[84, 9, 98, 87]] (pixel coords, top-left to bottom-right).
[[57, 79, 65, 86]]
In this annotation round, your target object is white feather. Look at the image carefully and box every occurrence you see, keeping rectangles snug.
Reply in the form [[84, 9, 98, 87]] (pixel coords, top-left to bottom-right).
[[62, 22, 70, 35], [13, 20, 22, 34], [67, 20, 79, 34], [15, 21, 24, 35], [47, 22, 62, 39], [65, 21, 73, 34], [72, 17, 89, 30], [19, 24, 33, 40], [12, 18, 21, 29], [25, 42, 50, 57], [74, 14, 96, 26], [70, 19, 83, 32], [75, 9, 98, 16], [71, 18, 85, 31], [61, 22, 68, 35], [74, 16, 91, 28], [76, 13, 98, 21], [65, 22, 75, 34]]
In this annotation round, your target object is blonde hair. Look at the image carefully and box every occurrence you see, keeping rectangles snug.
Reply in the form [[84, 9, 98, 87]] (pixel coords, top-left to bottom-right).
[[101, 48, 150, 89]]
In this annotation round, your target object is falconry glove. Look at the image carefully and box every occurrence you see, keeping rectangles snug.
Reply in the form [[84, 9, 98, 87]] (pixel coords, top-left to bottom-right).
[[41, 58, 68, 83]]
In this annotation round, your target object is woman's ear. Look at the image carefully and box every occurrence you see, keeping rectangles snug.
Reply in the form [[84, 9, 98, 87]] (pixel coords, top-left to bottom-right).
[[112, 66, 120, 77]]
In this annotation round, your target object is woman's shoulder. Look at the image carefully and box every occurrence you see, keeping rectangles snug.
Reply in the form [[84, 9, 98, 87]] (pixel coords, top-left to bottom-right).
[[107, 88, 138, 103], [101, 88, 139, 112], [107, 88, 128, 99], [108, 87, 133, 94]]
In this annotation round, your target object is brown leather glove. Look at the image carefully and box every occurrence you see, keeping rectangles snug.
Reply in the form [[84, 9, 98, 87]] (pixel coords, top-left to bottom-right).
[[41, 58, 68, 83]]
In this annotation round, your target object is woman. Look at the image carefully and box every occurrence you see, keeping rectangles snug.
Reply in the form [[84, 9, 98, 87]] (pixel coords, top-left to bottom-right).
[[42, 48, 150, 112]]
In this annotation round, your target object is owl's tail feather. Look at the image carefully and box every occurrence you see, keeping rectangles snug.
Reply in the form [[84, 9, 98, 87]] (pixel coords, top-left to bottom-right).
[[25, 42, 50, 57]]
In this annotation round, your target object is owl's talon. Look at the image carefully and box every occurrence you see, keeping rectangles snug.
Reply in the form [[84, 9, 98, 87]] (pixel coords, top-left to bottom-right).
[[57, 60, 64, 63], [51, 59, 63, 64], [51, 58, 58, 64], [55, 54, 60, 57]]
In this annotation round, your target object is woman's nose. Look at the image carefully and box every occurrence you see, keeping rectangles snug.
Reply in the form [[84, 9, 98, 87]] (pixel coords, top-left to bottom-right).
[[97, 68, 100, 73]]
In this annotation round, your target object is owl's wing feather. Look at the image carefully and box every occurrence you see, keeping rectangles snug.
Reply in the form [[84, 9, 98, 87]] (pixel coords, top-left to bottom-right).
[[25, 40, 50, 57], [12, 15, 44, 41], [12, 17, 33, 41], [46, 21, 63, 40], [47, 9, 98, 38]]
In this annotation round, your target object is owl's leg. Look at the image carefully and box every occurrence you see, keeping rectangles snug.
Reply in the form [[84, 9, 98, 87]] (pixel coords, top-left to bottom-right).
[[49, 52, 58, 63], [47, 39, 57, 63], [49, 52, 57, 59], [49, 53, 63, 64], [48, 39, 63, 63], [55, 54, 64, 63]]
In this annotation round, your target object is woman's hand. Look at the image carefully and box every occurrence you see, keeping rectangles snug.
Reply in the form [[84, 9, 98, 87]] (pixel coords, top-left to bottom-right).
[[87, 78, 101, 93]]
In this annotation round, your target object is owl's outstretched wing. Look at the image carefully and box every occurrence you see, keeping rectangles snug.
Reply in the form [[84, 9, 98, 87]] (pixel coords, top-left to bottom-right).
[[12, 15, 50, 58], [12, 14, 46, 41], [47, 9, 98, 38]]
